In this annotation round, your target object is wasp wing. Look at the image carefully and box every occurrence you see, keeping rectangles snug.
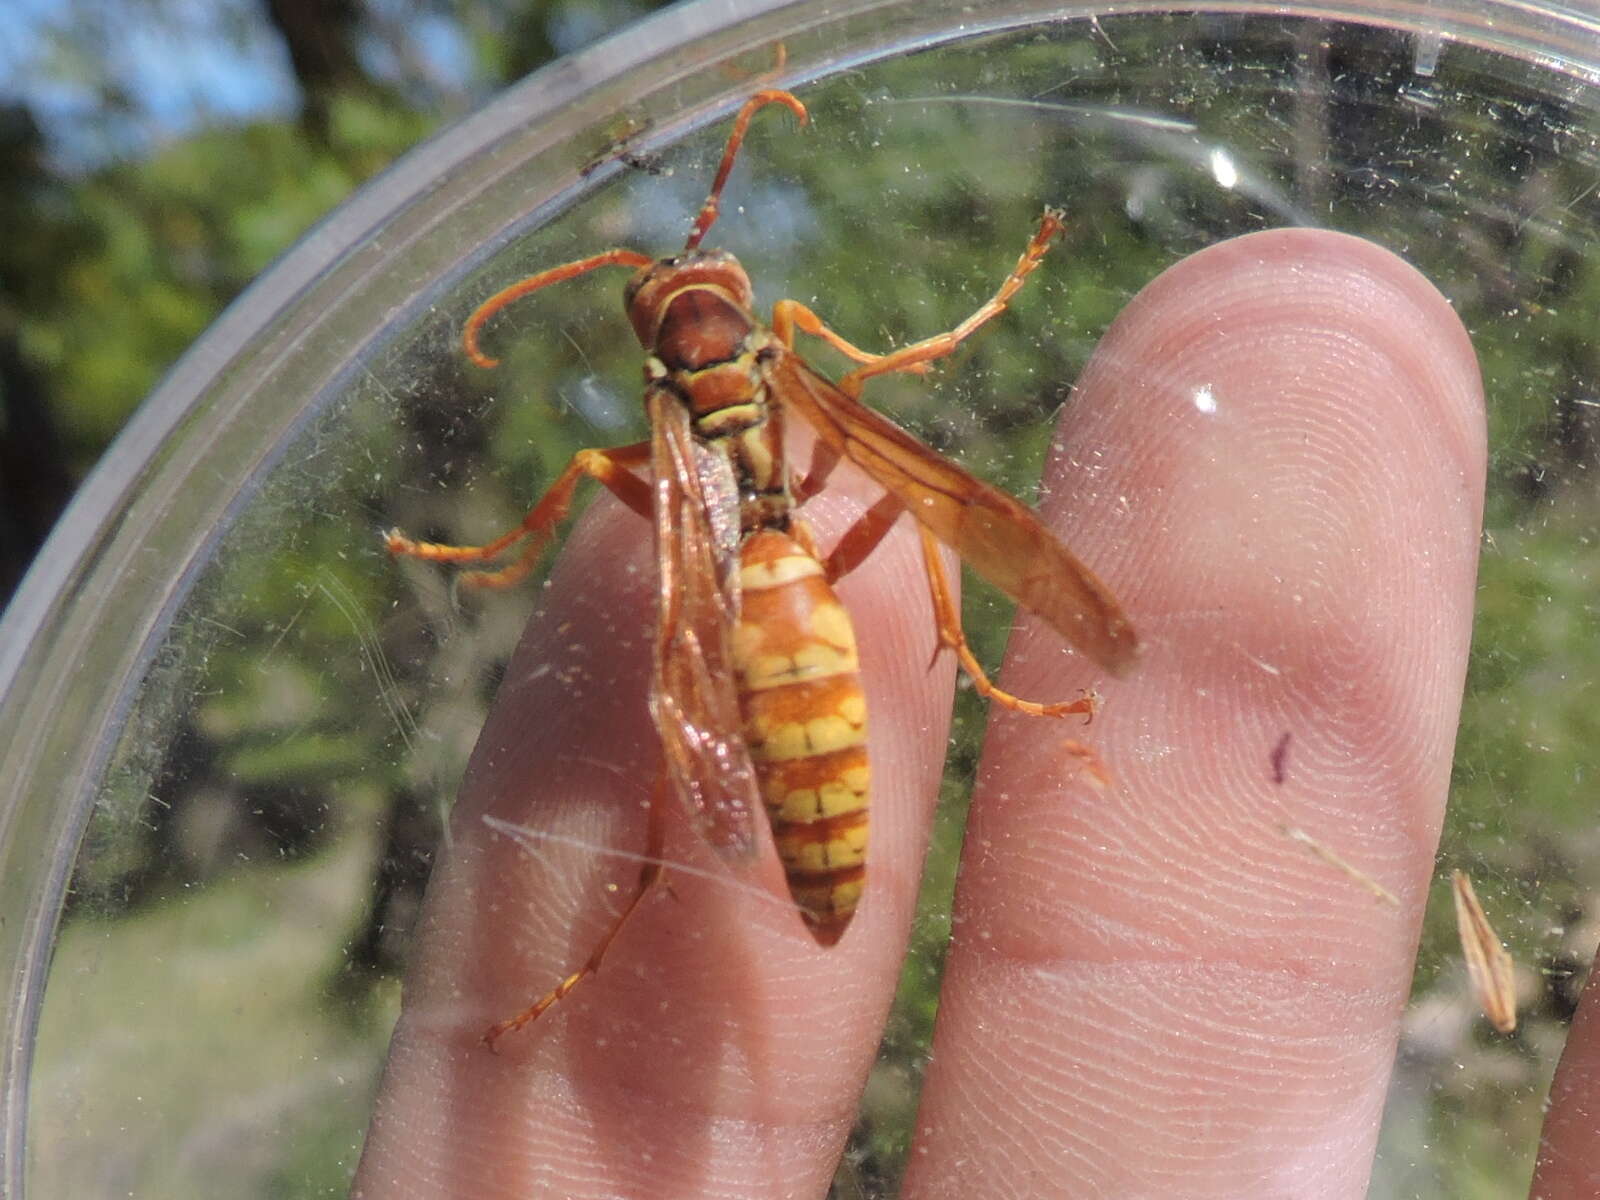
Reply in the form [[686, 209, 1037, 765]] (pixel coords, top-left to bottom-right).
[[645, 385, 763, 858], [770, 350, 1139, 675]]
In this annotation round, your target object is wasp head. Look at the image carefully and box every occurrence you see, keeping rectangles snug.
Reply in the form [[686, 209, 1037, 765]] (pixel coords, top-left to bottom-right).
[[624, 250, 758, 369]]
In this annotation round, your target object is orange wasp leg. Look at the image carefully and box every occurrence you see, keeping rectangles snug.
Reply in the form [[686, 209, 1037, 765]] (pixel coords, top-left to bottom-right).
[[792, 438, 839, 504], [835, 207, 1068, 399], [395, 246, 663, 590], [775, 299, 933, 505], [385, 441, 652, 590], [482, 777, 670, 1051], [815, 496, 1100, 720], [781, 306, 932, 506], [918, 525, 1098, 721], [821, 493, 904, 582], [772, 299, 930, 378]]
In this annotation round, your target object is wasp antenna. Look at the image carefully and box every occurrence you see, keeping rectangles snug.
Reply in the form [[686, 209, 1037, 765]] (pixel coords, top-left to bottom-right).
[[463, 248, 654, 367], [684, 89, 808, 252]]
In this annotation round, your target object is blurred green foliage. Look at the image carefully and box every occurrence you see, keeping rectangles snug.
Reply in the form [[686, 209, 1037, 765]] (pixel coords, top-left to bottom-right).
[[0, 0, 674, 597]]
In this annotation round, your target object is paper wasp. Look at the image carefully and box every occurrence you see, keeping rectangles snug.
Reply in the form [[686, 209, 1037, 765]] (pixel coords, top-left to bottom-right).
[[386, 89, 1139, 1047]]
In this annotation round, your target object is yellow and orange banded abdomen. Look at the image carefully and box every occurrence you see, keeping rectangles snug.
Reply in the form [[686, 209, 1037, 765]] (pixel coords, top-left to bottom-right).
[[732, 529, 868, 945]]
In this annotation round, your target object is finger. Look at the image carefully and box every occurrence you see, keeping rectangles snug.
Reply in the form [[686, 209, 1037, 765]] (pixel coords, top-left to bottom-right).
[[354, 465, 956, 1198], [1531, 953, 1600, 1194], [907, 229, 1485, 1195]]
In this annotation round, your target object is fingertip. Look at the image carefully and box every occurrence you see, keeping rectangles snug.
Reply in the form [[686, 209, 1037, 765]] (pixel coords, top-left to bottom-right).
[[1016, 225, 1485, 963], [911, 229, 1486, 1192]]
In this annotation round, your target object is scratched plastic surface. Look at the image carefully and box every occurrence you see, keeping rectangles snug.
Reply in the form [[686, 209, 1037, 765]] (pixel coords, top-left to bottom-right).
[[1, 1, 1597, 1195]]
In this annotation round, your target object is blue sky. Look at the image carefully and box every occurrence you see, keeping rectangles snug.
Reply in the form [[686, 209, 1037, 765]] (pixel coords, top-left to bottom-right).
[[1, 0, 477, 168]]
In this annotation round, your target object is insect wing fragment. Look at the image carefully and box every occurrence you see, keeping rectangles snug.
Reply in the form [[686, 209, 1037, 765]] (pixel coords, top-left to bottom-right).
[[1451, 869, 1517, 1034], [770, 352, 1139, 675], [646, 386, 763, 858], [1281, 826, 1399, 906]]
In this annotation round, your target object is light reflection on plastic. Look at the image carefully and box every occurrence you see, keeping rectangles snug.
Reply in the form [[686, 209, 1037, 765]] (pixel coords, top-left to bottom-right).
[[1208, 147, 1239, 189]]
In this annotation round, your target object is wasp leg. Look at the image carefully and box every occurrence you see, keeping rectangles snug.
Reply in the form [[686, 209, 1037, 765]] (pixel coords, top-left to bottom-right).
[[817, 493, 904, 582], [792, 438, 839, 504], [772, 299, 930, 377], [385, 440, 651, 590], [918, 525, 1097, 721], [482, 777, 669, 1051], [835, 209, 1066, 398]]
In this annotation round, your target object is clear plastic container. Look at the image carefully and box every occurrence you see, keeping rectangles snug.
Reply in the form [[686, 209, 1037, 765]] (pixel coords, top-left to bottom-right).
[[2, 0, 1597, 1194]]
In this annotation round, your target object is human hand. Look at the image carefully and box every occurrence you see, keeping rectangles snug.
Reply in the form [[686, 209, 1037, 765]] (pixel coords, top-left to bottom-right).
[[349, 227, 1582, 1198]]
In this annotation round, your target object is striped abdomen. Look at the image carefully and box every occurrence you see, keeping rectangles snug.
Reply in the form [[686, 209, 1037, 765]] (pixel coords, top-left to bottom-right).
[[731, 529, 868, 945]]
